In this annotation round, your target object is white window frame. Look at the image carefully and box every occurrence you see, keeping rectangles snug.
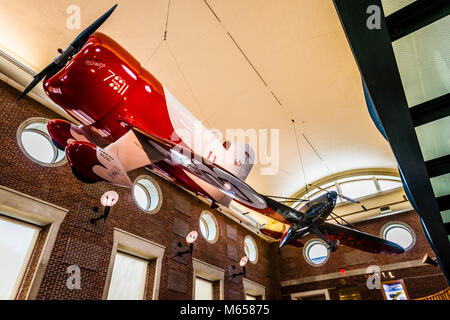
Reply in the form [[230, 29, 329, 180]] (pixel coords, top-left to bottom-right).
[[243, 278, 266, 300], [291, 289, 330, 300], [0, 185, 68, 299], [380, 221, 416, 251], [244, 235, 259, 264], [103, 228, 165, 300], [199, 211, 219, 244], [16, 117, 67, 167], [0, 214, 40, 299], [132, 175, 163, 215], [303, 238, 330, 267], [192, 258, 224, 300]]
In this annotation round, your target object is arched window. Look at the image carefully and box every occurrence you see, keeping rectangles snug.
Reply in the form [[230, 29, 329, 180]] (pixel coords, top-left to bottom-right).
[[293, 173, 403, 208], [132, 176, 162, 214], [17, 118, 66, 167], [304, 239, 329, 266], [199, 211, 218, 243], [244, 236, 258, 264], [382, 223, 415, 250]]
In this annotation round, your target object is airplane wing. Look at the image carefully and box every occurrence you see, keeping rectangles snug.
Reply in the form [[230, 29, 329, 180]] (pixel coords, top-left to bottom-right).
[[131, 128, 268, 210], [258, 195, 306, 224], [317, 222, 405, 255], [259, 228, 304, 248]]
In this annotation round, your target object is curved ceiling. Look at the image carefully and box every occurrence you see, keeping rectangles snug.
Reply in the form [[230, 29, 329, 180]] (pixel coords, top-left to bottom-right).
[[0, 0, 397, 197]]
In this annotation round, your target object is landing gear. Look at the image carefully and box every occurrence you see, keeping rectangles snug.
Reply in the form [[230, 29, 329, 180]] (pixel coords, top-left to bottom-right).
[[310, 225, 340, 253], [51, 138, 65, 151], [328, 240, 340, 252]]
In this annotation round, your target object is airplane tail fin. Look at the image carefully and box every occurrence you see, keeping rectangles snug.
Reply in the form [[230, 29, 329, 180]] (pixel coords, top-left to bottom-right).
[[259, 228, 304, 248], [220, 142, 255, 182]]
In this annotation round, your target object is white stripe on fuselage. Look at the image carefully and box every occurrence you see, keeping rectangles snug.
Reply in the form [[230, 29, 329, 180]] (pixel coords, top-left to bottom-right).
[[163, 86, 225, 165]]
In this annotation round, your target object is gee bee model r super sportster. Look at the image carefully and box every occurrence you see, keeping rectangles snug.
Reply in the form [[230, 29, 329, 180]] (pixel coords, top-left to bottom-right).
[[17, 5, 404, 256]]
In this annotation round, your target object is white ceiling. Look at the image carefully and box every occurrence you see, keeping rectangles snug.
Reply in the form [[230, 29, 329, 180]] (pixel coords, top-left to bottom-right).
[[0, 0, 397, 197]]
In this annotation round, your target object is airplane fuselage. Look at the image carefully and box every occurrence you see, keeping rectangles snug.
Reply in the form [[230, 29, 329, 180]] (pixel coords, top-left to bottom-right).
[[279, 191, 338, 248]]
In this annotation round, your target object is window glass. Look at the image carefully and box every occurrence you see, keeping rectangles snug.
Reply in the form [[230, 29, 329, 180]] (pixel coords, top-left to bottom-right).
[[133, 184, 149, 210], [339, 180, 378, 200], [305, 240, 329, 265], [195, 277, 213, 300], [416, 116, 450, 162], [392, 17, 450, 107], [378, 179, 403, 192], [21, 131, 55, 163], [0, 216, 40, 299], [244, 236, 258, 263], [107, 252, 148, 300], [381, 0, 416, 16], [199, 212, 217, 243], [430, 173, 450, 198], [295, 175, 403, 203], [132, 177, 162, 214], [383, 224, 414, 249], [18, 119, 65, 166]]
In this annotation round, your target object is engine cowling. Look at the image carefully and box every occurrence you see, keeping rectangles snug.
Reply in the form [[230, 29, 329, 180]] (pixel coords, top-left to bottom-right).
[[43, 32, 140, 125]]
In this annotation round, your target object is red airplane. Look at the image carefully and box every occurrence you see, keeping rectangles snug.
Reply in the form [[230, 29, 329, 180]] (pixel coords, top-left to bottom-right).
[[17, 5, 404, 255]]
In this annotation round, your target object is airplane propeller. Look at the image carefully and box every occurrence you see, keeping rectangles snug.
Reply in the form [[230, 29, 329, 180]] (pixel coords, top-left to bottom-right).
[[16, 4, 118, 103], [308, 184, 360, 204]]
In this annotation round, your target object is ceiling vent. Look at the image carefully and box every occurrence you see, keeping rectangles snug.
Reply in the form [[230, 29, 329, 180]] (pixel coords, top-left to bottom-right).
[[380, 206, 392, 214]]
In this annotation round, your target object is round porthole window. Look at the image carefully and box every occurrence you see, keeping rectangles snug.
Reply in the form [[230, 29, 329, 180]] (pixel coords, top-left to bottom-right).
[[244, 236, 258, 264], [199, 211, 218, 243], [304, 239, 329, 266], [17, 118, 66, 167], [382, 223, 415, 250], [132, 176, 162, 214]]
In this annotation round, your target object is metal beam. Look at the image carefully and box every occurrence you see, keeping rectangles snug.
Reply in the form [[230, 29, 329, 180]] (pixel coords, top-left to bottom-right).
[[437, 195, 450, 212], [410, 93, 450, 127], [333, 0, 450, 284], [426, 155, 450, 178], [386, 0, 450, 42]]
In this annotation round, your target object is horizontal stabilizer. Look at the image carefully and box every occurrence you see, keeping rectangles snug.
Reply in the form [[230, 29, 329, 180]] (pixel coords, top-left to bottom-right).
[[260, 228, 304, 248], [260, 195, 305, 224]]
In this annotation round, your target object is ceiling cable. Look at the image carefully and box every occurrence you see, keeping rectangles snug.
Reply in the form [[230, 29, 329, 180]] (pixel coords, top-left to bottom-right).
[[165, 42, 211, 127], [302, 133, 333, 175], [164, 0, 171, 40], [145, 40, 164, 65], [291, 119, 309, 198], [264, 195, 308, 202]]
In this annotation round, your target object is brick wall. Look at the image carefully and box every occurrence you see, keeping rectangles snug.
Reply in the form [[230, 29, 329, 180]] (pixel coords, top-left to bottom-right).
[[0, 80, 281, 300]]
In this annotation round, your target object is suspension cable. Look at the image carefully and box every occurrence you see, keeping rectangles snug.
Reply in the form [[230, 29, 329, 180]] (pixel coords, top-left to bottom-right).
[[330, 212, 362, 232]]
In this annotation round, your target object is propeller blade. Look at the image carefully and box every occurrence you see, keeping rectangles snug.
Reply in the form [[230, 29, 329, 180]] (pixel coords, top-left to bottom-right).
[[70, 4, 118, 51], [307, 184, 360, 204], [338, 194, 360, 204], [15, 62, 57, 103], [16, 4, 118, 103]]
